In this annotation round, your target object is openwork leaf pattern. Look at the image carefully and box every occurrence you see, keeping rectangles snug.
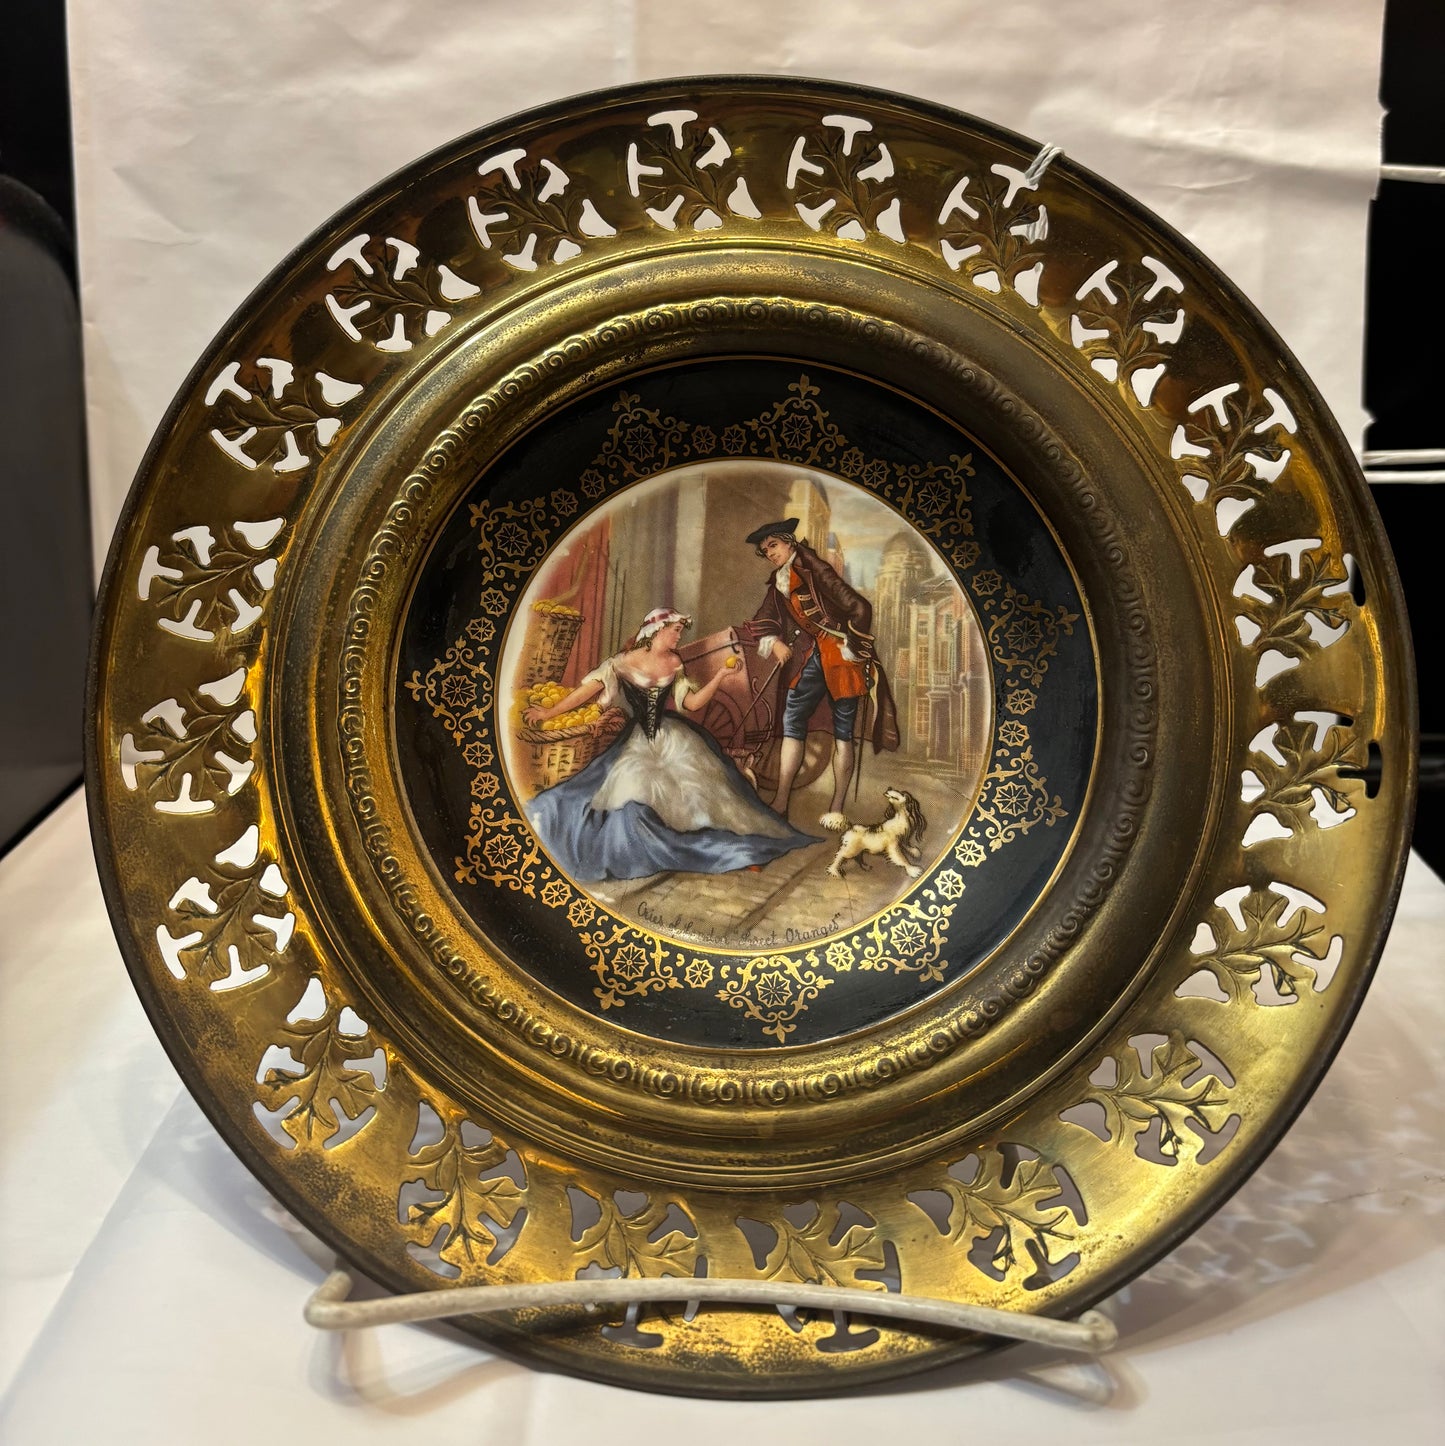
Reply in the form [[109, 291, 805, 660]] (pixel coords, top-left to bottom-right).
[[1241, 551, 1351, 664], [633, 123, 733, 226], [1180, 389, 1290, 506], [143, 521, 282, 640], [791, 125, 894, 235], [166, 850, 290, 988], [940, 166, 1045, 278], [1250, 719, 1364, 831], [762, 1203, 885, 1291], [577, 1195, 698, 1280], [327, 234, 461, 347], [1075, 262, 1179, 378], [935, 1149, 1075, 1276], [209, 365, 339, 471], [259, 990, 378, 1146], [1086, 1033, 1233, 1161], [1192, 889, 1329, 1003], [405, 1116, 525, 1269]]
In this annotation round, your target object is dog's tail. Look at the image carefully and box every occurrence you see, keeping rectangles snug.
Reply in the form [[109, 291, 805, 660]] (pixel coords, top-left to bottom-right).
[[820, 811, 849, 832]]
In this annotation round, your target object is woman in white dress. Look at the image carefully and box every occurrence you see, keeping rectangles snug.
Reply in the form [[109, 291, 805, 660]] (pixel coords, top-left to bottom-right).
[[522, 608, 813, 881]]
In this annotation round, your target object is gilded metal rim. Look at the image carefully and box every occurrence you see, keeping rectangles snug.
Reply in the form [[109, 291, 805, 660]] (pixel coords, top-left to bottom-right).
[[87, 76, 1416, 1397]]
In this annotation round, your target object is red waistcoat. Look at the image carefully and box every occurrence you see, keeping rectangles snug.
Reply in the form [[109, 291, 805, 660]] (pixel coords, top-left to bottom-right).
[[784, 567, 868, 700]]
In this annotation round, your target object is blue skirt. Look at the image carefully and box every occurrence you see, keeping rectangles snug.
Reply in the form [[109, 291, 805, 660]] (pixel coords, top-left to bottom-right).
[[526, 718, 814, 882]]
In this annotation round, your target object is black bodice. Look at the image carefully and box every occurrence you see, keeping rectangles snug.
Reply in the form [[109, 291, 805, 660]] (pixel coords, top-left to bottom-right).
[[619, 675, 671, 740]]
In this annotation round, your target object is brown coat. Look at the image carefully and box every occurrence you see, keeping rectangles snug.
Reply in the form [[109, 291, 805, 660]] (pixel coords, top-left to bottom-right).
[[750, 540, 901, 752]]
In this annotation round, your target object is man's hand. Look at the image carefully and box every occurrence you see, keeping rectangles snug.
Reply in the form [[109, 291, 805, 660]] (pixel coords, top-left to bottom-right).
[[773, 641, 792, 664]]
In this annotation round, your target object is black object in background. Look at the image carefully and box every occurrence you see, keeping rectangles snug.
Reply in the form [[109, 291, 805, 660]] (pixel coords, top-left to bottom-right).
[[0, 1, 90, 854], [1366, 0, 1445, 874]]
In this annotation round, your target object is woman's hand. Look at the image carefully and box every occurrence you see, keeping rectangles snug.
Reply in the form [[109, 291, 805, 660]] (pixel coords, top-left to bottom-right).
[[684, 653, 740, 712], [522, 678, 603, 728]]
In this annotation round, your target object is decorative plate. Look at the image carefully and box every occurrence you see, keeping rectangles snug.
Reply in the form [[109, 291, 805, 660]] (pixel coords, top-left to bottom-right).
[[88, 76, 1415, 1396]]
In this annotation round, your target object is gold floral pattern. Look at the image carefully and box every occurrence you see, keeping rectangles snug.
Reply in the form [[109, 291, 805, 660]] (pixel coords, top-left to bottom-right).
[[399, 373, 1080, 1041], [716, 952, 834, 1044], [967, 746, 1069, 855], [92, 79, 1403, 1392]]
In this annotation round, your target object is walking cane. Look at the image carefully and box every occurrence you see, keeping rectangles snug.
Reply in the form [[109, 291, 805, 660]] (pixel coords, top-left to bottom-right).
[[852, 663, 876, 803]]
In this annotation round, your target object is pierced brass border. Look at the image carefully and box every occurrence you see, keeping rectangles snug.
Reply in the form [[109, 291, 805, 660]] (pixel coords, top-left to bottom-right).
[[87, 77, 1415, 1396]]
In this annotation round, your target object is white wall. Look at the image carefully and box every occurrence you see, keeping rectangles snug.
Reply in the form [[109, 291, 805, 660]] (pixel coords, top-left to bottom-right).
[[68, 0, 1385, 576]]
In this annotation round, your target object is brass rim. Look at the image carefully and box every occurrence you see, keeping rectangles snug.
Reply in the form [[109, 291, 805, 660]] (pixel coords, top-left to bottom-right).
[[87, 76, 1416, 1396]]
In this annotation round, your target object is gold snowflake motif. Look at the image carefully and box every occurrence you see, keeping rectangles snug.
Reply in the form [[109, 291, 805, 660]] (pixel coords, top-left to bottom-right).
[[567, 897, 597, 928], [684, 958, 714, 989], [612, 942, 650, 981], [915, 477, 957, 517], [825, 940, 855, 971], [754, 970, 795, 1008], [483, 833, 521, 870], [479, 588, 509, 616], [624, 425, 657, 463], [1005, 617, 1044, 652], [540, 879, 571, 909], [780, 414, 813, 450], [690, 424, 717, 454], [889, 919, 926, 956], [952, 539, 981, 571], [994, 781, 1032, 816], [935, 870, 966, 900], [956, 838, 987, 867], [463, 740, 494, 769], [440, 674, 477, 710], [1005, 687, 1037, 714], [973, 569, 1003, 597], [470, 771, 501, 799], [997, 720, 1030, 747], [494, 521, 530, 556]]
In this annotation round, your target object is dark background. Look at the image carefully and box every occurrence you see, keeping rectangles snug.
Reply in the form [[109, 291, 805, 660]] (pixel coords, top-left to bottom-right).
[[395, 360, 1095, 1047], [2, 1, 1441, 870], [0, 0, 90, 856], [1365, 0, 1445, 872]]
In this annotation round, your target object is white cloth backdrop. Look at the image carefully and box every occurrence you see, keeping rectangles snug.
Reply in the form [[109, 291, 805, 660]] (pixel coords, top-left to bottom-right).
[[42, 3, 1443, 1441], [70, 0, 1384, 574]]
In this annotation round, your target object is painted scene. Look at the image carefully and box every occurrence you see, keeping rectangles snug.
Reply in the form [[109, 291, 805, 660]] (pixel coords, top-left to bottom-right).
[[498, 461, 991, 952]]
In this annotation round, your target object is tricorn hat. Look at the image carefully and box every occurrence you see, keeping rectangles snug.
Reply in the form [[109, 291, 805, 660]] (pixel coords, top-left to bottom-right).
[[744, 517, 800, 547]]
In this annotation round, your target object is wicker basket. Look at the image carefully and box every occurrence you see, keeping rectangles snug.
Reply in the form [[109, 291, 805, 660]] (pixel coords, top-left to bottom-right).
[[515, 711, 624, 790], [519, 608, 585, 687]]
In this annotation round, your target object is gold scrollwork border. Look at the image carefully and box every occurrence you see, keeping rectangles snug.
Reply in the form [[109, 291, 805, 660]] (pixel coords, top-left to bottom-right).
[[337, 297, 1159, 1101], [405, 372, 1080, 1043]]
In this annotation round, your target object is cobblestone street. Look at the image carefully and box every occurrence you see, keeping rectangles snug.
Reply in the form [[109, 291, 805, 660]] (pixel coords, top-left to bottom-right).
[[590, 753, 977, 952]]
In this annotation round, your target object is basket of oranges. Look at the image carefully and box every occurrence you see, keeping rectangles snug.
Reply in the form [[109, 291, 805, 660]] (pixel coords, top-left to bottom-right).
[[518, 600, 585, 687], [514, 680, 624, 788]]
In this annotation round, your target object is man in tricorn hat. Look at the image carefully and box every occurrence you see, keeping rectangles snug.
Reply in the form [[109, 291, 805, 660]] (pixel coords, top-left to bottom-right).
[[745, 517, 900, 823]]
